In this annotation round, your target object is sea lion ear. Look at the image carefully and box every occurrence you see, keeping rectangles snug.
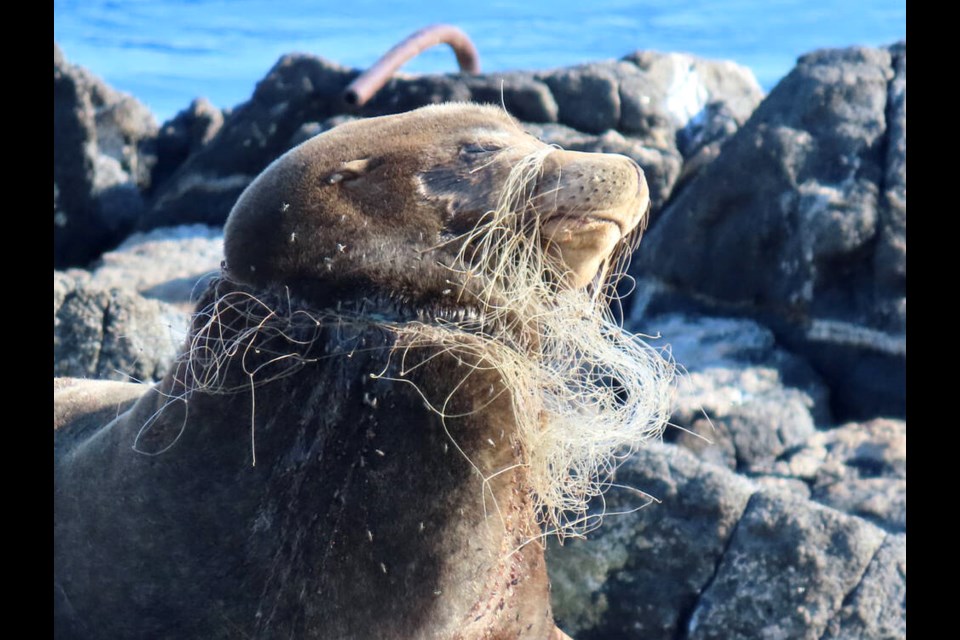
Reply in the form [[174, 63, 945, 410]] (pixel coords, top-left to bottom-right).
[[323, 157, 382, 185]]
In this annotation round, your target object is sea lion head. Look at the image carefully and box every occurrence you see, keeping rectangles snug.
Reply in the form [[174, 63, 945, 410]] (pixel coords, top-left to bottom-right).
[[223, 103, 650, 309]]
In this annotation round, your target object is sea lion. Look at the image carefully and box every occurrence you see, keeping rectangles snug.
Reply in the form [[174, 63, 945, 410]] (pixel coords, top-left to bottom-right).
[[54, 103, 673, 639]]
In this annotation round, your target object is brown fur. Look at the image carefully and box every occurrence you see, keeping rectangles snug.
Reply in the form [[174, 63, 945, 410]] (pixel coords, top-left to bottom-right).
[[54, 104, 658, 639]]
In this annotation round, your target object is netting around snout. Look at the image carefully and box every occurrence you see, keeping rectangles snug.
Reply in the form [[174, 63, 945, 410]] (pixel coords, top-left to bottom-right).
[[406, 144, 677, 537]]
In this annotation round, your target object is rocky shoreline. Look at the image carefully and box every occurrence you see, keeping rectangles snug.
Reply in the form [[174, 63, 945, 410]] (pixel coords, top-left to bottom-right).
[[53, 40, 906, 639]]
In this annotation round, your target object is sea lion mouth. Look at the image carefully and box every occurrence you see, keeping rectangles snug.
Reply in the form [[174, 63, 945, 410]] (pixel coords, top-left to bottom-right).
[[541, 211, 629, 238], [537, 206, 638, 288], [528, 150, 649, 274]]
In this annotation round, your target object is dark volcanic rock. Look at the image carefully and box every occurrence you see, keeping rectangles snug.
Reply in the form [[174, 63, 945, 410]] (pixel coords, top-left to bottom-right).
[[632, 43, 906, 420], [543, 62, 623, 134], [617, 52, 762, 157], [633, 313, 828, 471], [542, 53, 762, 150], [54, 272, 189, 382], [686, 491, 886, 640], [54, 43, 158, 268], [357, 73, 472, 115], [141, 54, 357, 230], [772, 418, 906, 532], [670, 365, 816, 472], [821, 533, 906, 639], [537, 54, 762, 206], [549, 443, 896, 640], [814, 477, 906, 535], [463, 71, 559, 123], [635, 312, 831, 413], [549, 443, 755, 639], [149, 98, 225, 194], [88, 224, 224, 309]]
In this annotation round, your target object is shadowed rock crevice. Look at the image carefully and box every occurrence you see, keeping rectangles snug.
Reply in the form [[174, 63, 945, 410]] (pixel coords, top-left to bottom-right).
[[873, 42, 906, 330], [832, 532, 888, 615], [684, 491, 886, 640], [92, 290, 113, 377], [670, 484, 757, 640], [818, 533, 905, 639]]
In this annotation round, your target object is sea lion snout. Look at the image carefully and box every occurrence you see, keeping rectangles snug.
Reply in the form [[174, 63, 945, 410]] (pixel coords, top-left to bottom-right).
[[536, 149, 650, 287], [536, 149, 649, 229]]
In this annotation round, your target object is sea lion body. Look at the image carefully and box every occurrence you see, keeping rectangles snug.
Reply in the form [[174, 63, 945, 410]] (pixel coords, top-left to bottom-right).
[[54, 104, 659, 639], [56, 313, 550, 639]]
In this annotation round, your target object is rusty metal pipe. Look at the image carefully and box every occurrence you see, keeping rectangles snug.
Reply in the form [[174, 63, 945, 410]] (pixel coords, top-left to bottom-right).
[[343, 24, 480, 107]]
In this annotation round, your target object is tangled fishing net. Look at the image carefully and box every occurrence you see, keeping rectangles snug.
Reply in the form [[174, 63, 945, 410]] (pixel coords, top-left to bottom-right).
[[146, 142, 675, 539]]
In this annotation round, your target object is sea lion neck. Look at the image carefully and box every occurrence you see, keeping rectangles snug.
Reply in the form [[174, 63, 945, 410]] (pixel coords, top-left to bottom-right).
[[200, 273, 492, 329]]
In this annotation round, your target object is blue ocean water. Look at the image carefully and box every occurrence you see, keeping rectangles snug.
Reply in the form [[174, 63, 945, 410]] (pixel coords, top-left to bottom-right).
[[53, 0, 905, 124]]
